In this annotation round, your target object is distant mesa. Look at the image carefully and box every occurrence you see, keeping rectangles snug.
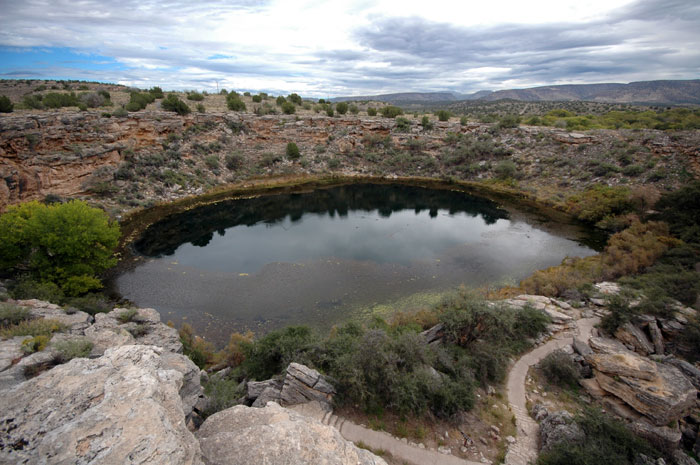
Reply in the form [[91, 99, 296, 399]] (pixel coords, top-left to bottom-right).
[[332, 79, 700, 105]]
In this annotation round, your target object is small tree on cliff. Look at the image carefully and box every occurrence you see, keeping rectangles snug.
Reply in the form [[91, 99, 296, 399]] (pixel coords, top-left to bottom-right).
[[0, 200, 120, 296]]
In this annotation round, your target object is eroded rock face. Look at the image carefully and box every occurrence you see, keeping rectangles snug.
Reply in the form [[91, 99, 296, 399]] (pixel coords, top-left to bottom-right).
[[587, 352, 659, 381], [197, 402, 387, 465], [594, 362, 697, 426], [0, 344, 203, 465], [615, 322, 655, 355], [246, 362, 336, 411]]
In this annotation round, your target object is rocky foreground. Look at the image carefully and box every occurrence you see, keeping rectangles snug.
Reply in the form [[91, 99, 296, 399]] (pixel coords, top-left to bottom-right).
[[1, 285, 699, 464], [0, 300, 386, 465]]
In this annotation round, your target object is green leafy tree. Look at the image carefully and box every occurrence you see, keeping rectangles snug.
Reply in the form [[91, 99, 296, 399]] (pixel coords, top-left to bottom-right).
[[436, 110, 451, 121], [276, 96, 286, 106], [367, 107, 377, 116], [0, 200, 120, 296]]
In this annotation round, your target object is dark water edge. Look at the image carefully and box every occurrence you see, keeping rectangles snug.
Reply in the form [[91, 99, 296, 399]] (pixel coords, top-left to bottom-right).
[[108, 180, 604, 345]]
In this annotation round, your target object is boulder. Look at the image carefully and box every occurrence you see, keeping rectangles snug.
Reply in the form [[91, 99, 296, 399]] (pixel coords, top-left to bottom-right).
[[197, 402, 387, 465], [246, 378, 283, 401], [579, 377, 606, 399], [280, 362, 336, 409], [634, 454, 666, 465], [0, 337, 24, 372], [665, 357, 700, 391], [539, 410, 585, 452], [648, 319, 665, 355], [589, 336, 632, 355], [421, 323, 444, 344], [572, 338, 593, 357], [602, 396, 643, 421], [594, 362, 697, 425], [587, 352, 659, 381], [672, 450, 697, 465], [630, 421, 681, 451], [615, 323, 655, 355], [0, 345, 202, 465], [512, 295, 573, 324], [594, 282, 620, 295]]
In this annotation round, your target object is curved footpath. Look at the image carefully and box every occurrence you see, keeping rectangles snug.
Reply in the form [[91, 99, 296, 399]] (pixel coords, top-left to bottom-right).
[[291, 317, 599, 465], [504, 317, 600, 465]]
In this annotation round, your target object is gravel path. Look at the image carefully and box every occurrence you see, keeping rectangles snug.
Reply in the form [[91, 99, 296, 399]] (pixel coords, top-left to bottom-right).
[[504, 317, 599, 465]]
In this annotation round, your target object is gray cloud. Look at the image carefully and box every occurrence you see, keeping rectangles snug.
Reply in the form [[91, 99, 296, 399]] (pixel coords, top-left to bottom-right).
[[0, 0, 698, 95]]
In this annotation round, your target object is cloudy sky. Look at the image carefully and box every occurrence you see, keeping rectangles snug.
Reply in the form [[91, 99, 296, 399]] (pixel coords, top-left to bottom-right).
[[0, 0, 698, 97]]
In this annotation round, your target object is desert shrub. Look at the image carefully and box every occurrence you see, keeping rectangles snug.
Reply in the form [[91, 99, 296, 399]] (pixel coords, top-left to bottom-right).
[[226, 94, 246, 111], [186, 91, 204, 101], [112, 107, 128, 117], [22, 94, 44, 109], [0, 318, 65, 338], [225, 152, 244, 170], [205, 155, 220, 169], [179, 323, 217, 369], [21, 335, 50, 354], [622, 164, 644, 177], [148, 86, 164, 98], [349, 104, 359, 115], [0, 201, 120, 296], [65, 294, 112, 315], [196, 104, 205, 113], [79, 92, 106, 108], [497, 114, 520, 128], [0, 95, 14, 112], [520, 256, 603, 297], [202, 373, 245, 418], [252, 94, 262, 103], [436, 110, 451, 121], [258, 152, 281, 167], [362, 134, 392, 150], [367, 107, 377, 116], [53, 338, 93, 362], [276, 96, 286, 106], [286, 142, 301, 159], [537, 408, 658, 465], [654, 181, 700, 245], [0, 303, 31, 327], [161, 94, 191, 115], [242, 326, 318, 380], [566, 185, 632, 224], [287, 93, 302, 105], [380, 105, 403, 118], [117, 308, 138, 323], [42, 92, 80, 108], [281, 101, 296, 114], [221, 331, 255, 368], [602, 220, 671, 279], [127, 92, 155, 111], [494, 160, 517, 179], [393, 117, 411, 133], [336, 102, 348, 115], [10, 278, 65, 303], [540, 350, 580, 388]]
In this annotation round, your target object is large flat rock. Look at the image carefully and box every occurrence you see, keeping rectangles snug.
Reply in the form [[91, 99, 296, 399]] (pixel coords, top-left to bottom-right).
[[594, 362, 697, 425], [0, 344, 203, 465], [197, 402, 387, 465], [587, 352, 659, 381]]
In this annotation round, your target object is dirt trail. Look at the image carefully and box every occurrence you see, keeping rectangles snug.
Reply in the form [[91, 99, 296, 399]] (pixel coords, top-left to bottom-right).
[[504, 317, 599, 465]]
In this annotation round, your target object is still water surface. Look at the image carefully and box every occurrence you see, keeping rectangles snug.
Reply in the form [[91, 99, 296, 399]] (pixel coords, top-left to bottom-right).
[[113, 184, 598, 344]]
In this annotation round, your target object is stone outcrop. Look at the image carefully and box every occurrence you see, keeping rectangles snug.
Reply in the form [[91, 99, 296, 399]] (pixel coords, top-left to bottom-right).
[[197, 402, 387, 465], [0, 344, 203, 465], [246, 362, 336, 411], [629, 421, 682, 451], [587, 352, 659, 380], [538, 410, 585, 452], [615, 322, 655, 355], [507, 295, 574, 325], [594, 362, 697, 426]]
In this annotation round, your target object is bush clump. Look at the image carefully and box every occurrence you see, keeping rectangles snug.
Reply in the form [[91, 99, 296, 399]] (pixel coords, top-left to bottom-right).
[[0, 200, 120, 296], [161, 94, 191, 115], [0, 95, 14, 113], [281, 101, 295, 114], [54, 338, 93, 362], [286, 142, 301, 160], [336, 102, 348, 115], [186, 91, 205, 101], [380, 105, 403, 118], [539, 350, 580, 388], [367, 107, 377, 116], [436, 110, 451, 122], [226, 94, 246, 111]]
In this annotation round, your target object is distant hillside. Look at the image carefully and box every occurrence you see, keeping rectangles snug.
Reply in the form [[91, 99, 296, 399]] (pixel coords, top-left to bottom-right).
[[333, 80, 700, 105], [331, 92, 466, 104]]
